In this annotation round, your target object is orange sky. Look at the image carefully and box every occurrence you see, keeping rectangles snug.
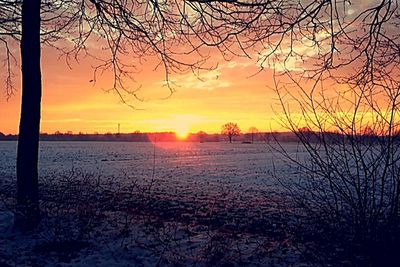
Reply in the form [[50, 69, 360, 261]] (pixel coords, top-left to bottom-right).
[[0, 46, 286, 135], [0, 42, 377, 136], [0, 1, 388, 136]]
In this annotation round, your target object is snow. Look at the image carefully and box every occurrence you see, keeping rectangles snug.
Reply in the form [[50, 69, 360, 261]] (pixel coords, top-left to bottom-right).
[[0, 141, 307, 266]]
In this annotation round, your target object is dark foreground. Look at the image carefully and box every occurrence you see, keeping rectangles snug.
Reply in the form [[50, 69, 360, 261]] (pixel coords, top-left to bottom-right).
[[1, 171, 398, 266]]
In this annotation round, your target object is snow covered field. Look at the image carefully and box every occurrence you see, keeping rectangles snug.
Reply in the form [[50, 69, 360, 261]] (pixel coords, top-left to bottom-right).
[[1, 141, 295, 181], [0, 141, 309, 266], [1, 141, 309, 200]]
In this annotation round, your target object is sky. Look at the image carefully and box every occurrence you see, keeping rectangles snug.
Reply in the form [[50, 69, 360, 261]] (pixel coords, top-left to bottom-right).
[[0, 1, 389, 136], [0, 46, 284, 135]]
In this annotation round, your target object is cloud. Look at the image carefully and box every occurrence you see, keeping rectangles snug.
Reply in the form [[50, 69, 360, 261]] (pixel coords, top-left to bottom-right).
[[222, 60, 253, 69], [257, 31, 332, 72], [163, 69, 231, 91]]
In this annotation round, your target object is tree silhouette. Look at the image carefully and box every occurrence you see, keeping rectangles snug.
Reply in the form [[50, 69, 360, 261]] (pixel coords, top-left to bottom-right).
[[14, 0, 42, 230], [221, 122, 241, 143], [196, 131, 207, 143], [248, 127, 259, 143]]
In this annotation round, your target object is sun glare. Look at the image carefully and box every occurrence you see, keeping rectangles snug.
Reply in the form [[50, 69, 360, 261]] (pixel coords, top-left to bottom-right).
[[170, 116, 192, 139], [175, 123, 189, 139], [175, 128, 189, 139]]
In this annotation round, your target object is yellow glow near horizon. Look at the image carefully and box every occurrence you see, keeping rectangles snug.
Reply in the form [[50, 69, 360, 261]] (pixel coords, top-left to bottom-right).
[[174, 122, 190, 139], [0, 45, 330, 135], [175, 129, 189, 139]]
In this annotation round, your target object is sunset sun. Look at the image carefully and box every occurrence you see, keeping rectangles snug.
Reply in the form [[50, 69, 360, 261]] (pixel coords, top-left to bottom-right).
[[175, 126, 189, 139], [170, 117, 191, 139]]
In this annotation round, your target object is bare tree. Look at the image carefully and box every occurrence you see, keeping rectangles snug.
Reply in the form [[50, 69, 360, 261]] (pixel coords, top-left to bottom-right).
[[248, 127, 259, 143], [221, 122, 241, 143], [273, 80, 400, 263], [14, 0, 42, 230], [197, 130, 207, 143], [197, 3, 400, 262]]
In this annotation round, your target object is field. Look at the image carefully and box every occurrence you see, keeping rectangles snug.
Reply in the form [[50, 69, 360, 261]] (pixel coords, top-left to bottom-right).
[[1, 141, 303, 208], [0, 141, 314, 266]]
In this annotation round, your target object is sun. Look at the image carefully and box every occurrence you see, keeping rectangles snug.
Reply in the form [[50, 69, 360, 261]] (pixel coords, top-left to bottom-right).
[[175, 125, 189, 139]]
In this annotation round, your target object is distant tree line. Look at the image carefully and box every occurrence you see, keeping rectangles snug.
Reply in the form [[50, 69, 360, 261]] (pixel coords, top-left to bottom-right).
[[0, 130, 393, 143]]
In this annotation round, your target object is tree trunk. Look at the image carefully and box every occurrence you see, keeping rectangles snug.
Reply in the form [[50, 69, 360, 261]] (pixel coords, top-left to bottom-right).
[[15, 0, 42, 231], [229, 134, 232, 143]]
